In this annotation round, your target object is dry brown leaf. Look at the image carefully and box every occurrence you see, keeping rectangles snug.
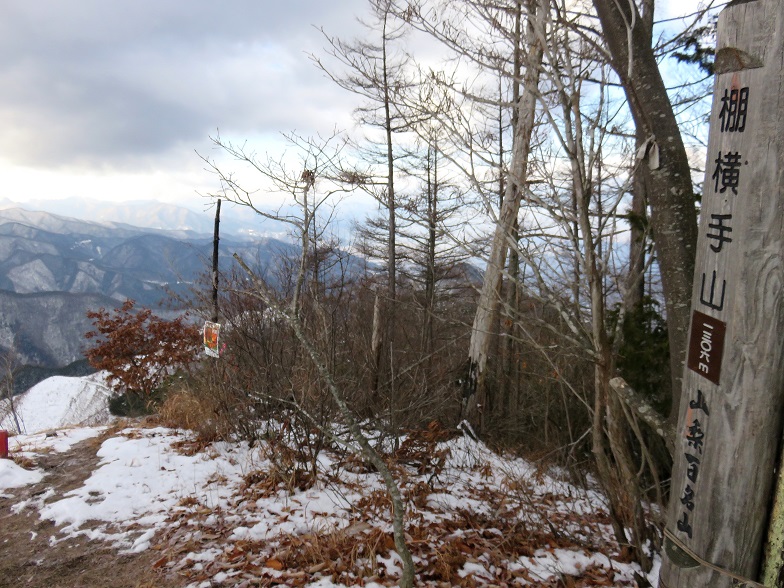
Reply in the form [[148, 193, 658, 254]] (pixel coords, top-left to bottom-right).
[[383, 534, 396, 551]]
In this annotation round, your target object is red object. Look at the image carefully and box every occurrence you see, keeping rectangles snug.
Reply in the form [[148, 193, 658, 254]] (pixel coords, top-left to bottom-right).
[[0, 430, 7, 459]]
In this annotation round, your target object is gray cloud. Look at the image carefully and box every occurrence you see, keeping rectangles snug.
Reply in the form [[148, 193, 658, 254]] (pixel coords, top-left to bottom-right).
[[0, 0, 366, 168]]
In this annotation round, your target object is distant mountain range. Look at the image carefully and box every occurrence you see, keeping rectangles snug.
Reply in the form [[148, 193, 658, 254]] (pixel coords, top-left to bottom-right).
[[0, 206, 297, 370], [0, 199, 475, 384], [0, 197, 292, 241]]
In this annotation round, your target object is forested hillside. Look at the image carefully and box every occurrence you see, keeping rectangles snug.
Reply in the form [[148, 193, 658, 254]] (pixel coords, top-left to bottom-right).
[[0, 208, 296, 368]]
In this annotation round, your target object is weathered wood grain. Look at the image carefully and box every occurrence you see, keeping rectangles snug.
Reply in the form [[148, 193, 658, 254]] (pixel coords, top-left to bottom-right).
[[659, 1, 784, 586]]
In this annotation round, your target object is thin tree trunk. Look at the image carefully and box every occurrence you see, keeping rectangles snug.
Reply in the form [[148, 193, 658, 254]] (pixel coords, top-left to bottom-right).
[[372, 7, 397, 402], [464, 0, 543, 430], [371, 291, 383, 394], [211, 198, 221, 323], [422, 140, 437, 362], [383, 10, 396, 309], [498, 1, 523, 420]]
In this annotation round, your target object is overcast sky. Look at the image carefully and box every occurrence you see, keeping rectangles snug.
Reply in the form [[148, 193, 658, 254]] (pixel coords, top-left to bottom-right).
[[0, 0, 712, 214], [0, 0, 373, 208]]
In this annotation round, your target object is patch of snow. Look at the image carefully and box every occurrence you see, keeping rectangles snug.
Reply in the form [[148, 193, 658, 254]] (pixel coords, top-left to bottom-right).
[[0, 458, 43, 492], [520, 547, 638, 584], [1, 373, 113, 435], [11, 427, 105, 456], [38, 427, 248, 550], [377, 551, 403, 580]]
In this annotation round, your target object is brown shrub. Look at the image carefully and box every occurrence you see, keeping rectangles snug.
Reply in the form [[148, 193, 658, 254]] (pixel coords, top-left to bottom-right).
[[85, 299, 200, 399], [158, 385, 224, 442]]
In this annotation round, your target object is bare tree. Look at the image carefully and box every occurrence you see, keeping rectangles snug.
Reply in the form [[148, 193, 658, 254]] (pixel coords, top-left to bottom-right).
[[394, 0, 547, 431], [0, 348, 23, 434], [312, 0, 417, 397], [202, 131, 417, 587], [513, 0, 662, 565]]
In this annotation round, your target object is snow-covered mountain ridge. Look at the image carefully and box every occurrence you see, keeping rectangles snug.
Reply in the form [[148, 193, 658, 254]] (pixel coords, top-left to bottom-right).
[[0, 372, 112, 435], [0, 207, 294, 369], [0, 197, 289, 240]]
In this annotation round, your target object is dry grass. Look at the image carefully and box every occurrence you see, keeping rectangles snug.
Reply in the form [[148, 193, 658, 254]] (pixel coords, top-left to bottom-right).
[[11, 453, 36, 469], [158, 385, 223, 442]]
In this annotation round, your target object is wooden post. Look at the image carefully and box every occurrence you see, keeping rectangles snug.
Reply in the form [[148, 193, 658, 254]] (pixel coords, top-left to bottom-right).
[[211, 198, 221, 323], [0, 430, 8, 459], [658, 1, 784, 586]]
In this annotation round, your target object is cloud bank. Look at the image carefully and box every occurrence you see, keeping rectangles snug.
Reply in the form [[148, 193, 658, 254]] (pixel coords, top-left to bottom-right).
[[0, 0, 365, 170]]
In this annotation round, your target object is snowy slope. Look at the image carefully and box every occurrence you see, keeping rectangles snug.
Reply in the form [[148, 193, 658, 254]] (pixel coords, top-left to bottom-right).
[[0, 375, 663, 586], [0, 372, 113, 434], [5, 425, 661, 586]]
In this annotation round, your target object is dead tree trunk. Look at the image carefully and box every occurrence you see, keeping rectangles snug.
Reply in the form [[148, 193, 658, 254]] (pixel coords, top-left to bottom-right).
[[464, 0, 543, 430], [211, 198, 221, 323]]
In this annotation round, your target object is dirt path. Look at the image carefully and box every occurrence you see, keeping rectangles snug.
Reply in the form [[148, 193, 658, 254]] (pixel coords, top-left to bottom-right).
[[0, 432, 182, 588]]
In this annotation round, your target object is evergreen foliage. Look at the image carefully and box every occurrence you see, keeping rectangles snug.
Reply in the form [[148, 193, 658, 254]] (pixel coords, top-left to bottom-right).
[[613, 297, 671, 414]]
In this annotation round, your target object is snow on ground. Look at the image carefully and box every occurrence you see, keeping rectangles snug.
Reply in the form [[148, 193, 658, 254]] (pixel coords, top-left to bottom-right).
[[1, 374, 661, 586], [5, 422, 660, 586], [2, 426, 106, 501], [1, 372, 113, 434], [0, 457, 43, 494], [41, 427, 268, 553], [9, 426, 106, 456]]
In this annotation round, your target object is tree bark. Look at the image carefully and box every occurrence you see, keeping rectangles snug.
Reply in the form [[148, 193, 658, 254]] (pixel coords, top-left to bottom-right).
[[626, 134, 649, 313], [464, 0, 543, 430], [592, 0, 698, 422], [624, 0, 653, 316]]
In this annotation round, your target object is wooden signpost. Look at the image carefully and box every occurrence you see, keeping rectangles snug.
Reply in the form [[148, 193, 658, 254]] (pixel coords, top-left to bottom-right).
[[658, 0, 784, 586]]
